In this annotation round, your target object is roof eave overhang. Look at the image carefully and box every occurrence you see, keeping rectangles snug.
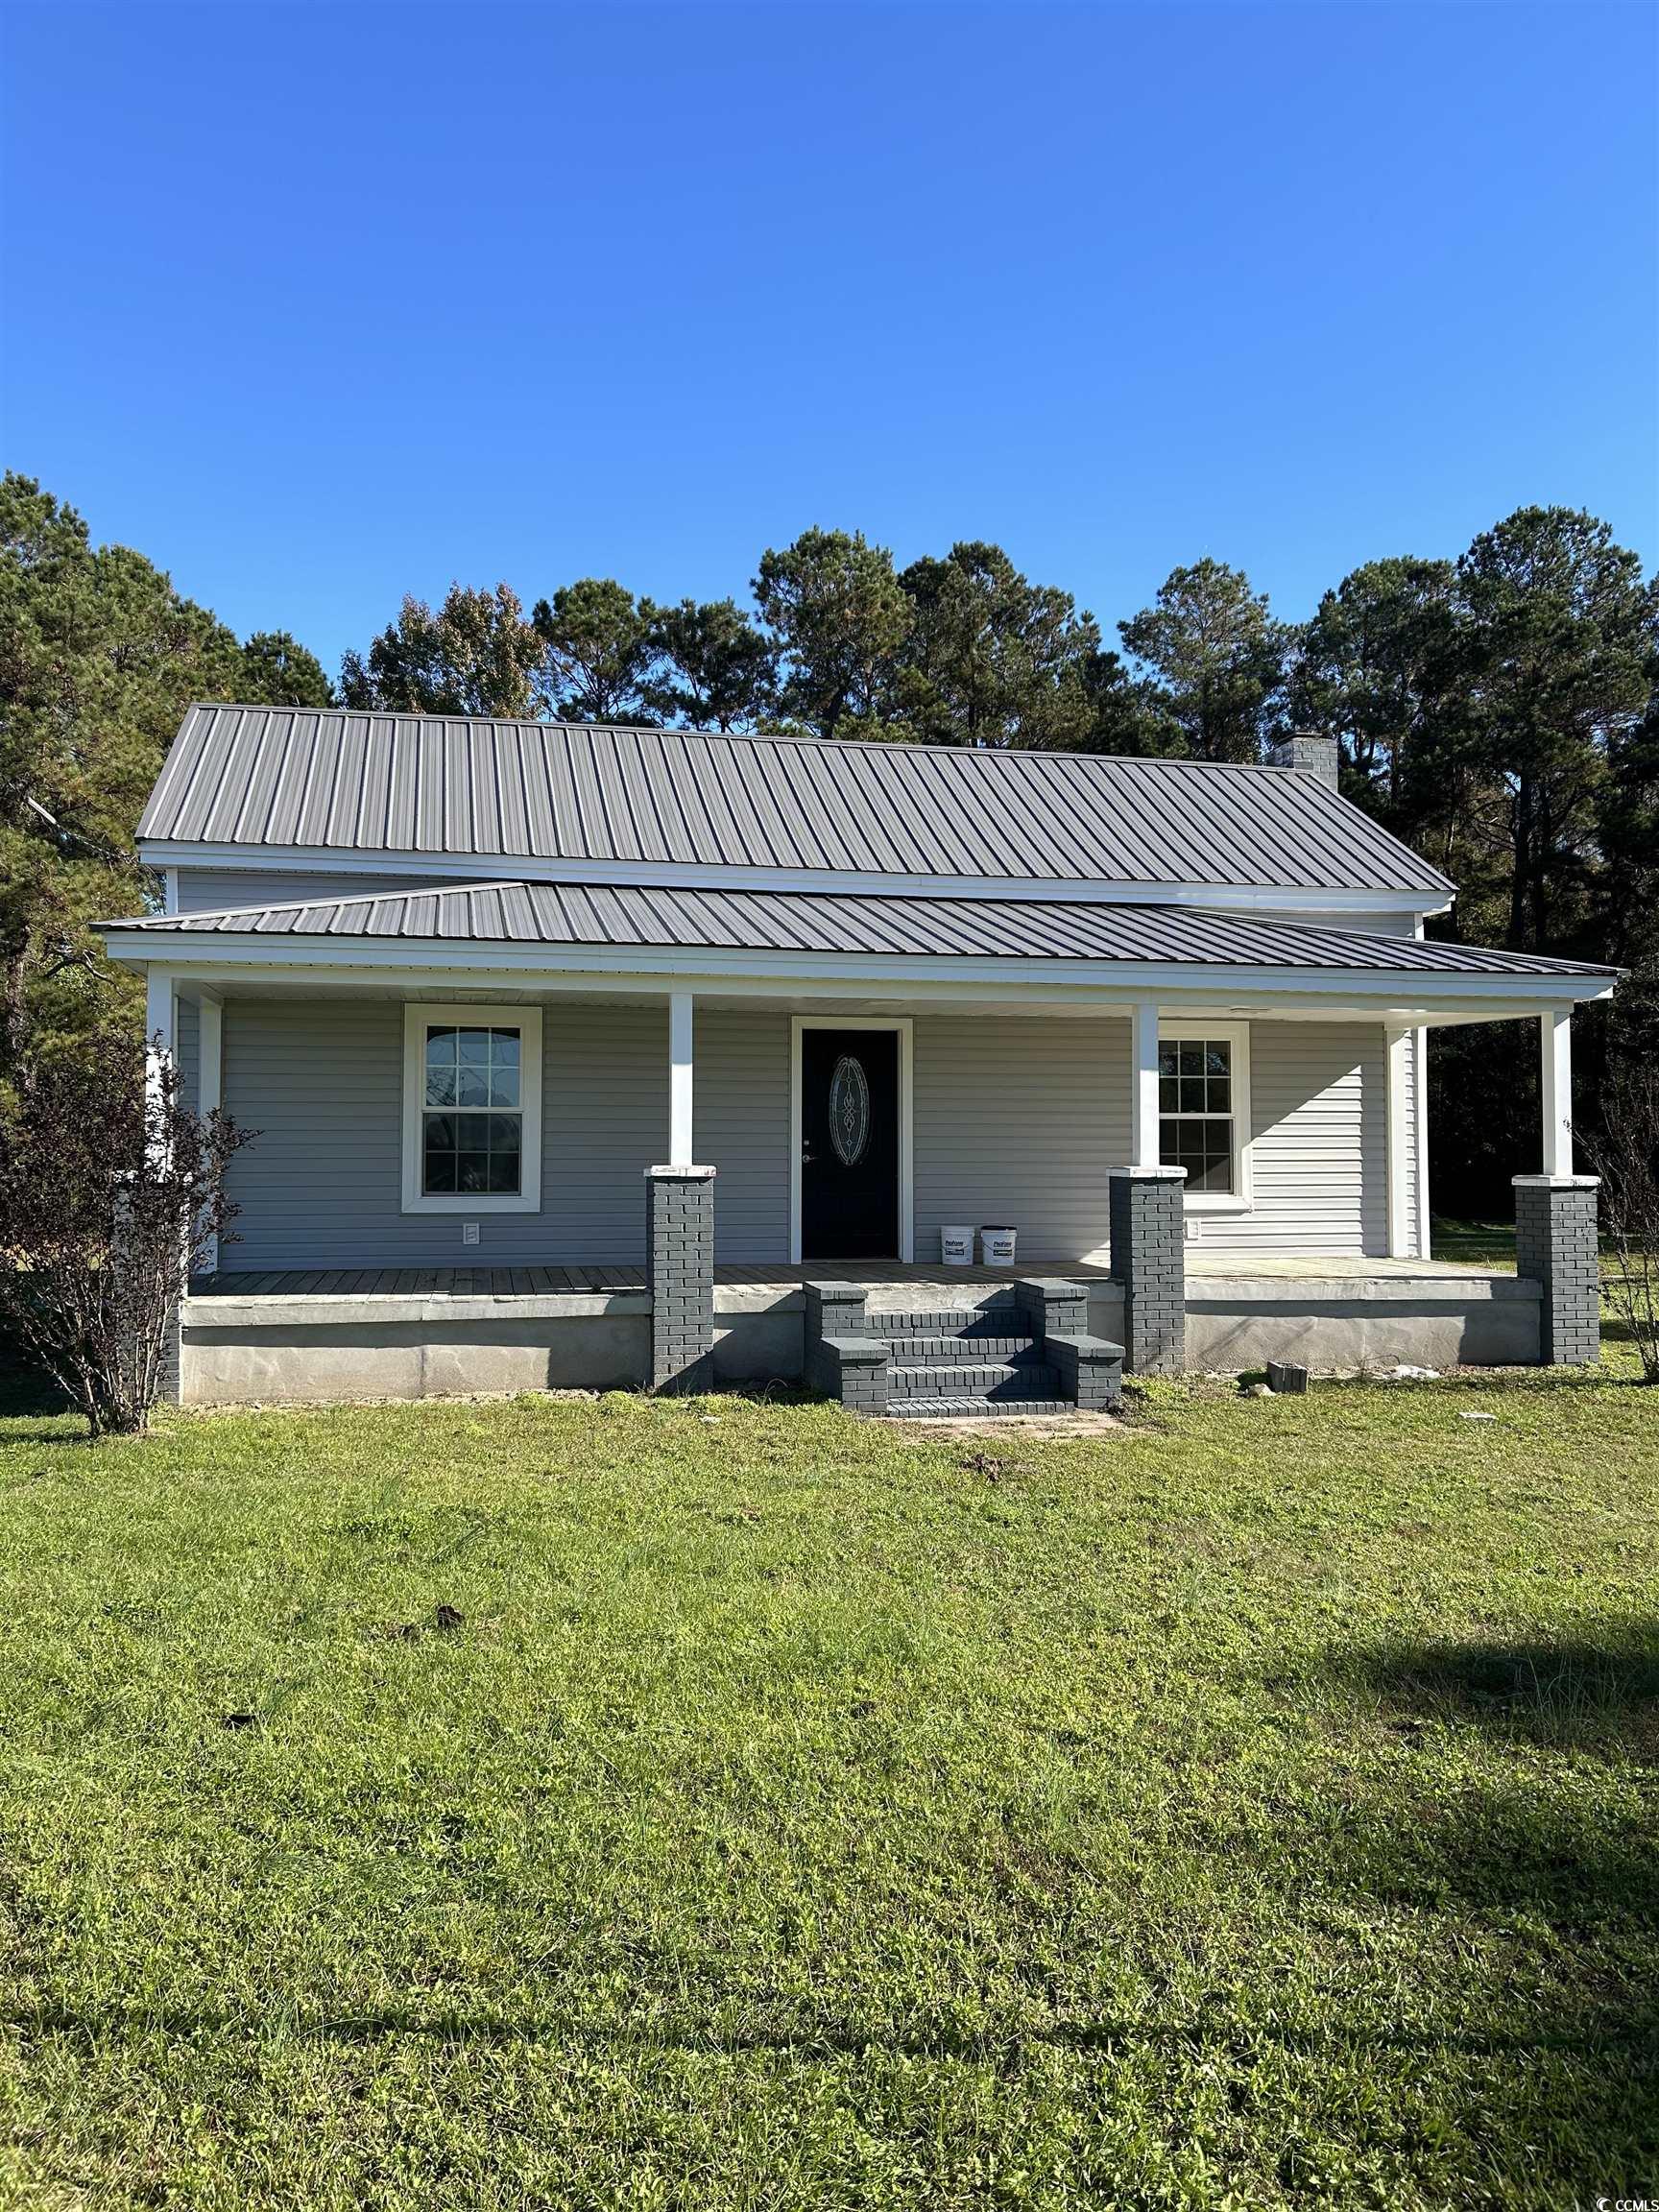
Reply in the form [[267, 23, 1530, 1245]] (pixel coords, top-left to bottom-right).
[[100, 926, 1617, 1015], [134, 840, 1455, 916]]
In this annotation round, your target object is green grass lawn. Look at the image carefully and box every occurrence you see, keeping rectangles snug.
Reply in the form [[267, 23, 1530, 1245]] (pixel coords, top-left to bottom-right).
[[0, 1360, 1654, 2209]]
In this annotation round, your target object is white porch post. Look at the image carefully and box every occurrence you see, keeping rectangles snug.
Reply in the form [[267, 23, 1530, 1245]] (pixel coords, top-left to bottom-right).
[[145, 967, 176, 1134], [142, 966, 182, 1405], [1385, 1024, 1412, 1260], [1540, 1008, 1573, 1177], [198, 994, 223, 1274], [1413, 1025, 1431, 1260], [1129, 998, 1161, 1170], [668, 990, 694, 1166]]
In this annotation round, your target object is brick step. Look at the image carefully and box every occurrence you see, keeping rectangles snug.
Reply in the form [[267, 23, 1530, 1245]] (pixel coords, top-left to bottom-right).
[[878, 1334, 1042, 1363], [868, 1307, 1021, 1337], [886, 1396, 1075, 1420], [888, 1360, 1064, 1402]]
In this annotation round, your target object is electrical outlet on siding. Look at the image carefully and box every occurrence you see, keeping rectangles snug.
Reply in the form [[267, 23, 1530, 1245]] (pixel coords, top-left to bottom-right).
[[1184, 1215, 1203, 1243], [462, 1221, 480, 1247]]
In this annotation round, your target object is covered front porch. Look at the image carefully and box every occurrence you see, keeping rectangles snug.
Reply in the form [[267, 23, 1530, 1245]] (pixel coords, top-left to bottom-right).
[[106, 905, 1613, 1405]]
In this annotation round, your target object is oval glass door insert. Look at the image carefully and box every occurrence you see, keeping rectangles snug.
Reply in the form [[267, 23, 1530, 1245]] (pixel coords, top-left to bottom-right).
[[829, 1054, 871, 1166]]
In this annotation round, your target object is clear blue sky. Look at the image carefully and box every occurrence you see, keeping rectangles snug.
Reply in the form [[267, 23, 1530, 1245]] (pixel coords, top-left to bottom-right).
[[3, 2, 1654, 675]]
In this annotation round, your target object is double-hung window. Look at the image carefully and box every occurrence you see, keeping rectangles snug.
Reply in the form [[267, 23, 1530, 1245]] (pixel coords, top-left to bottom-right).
[[1158, 1022, 1251, 1209], [401, 1004, 542, 1213]]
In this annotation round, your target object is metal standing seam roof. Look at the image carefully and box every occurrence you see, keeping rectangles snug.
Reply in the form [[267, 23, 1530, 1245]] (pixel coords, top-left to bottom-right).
[[136, 705, 1456, 897], [106, 879, 1616, 979]]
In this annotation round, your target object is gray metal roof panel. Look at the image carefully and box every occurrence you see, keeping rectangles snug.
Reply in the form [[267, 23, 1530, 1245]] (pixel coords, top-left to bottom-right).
[[109, 879, 1613, 978], [137, 706, 1456, 895]]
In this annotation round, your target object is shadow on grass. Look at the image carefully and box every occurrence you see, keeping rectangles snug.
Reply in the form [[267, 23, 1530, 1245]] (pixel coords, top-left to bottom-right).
[[1295, 1626, 1659, 2183], [0, 1996, 1652, 2062], [1343, 1626, 1659, 1750]]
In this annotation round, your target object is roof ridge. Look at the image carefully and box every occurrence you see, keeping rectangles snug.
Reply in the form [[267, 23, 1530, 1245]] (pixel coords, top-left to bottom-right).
[[180, 702, 1314, 777]]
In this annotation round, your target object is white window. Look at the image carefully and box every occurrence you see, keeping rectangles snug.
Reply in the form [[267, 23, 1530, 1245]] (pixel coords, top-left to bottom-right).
[[1159, 1022, 1251, 1212], [401, 1004, 542, 1214]]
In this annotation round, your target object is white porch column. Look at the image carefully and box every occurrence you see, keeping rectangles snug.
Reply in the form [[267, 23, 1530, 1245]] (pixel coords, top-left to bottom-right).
[[1413, 1025, 1431, 1260], [1385, 1024, 1412, 1259], [1540, 1008, 1573, 1177], [1129, 998, 1161, 1170], [144, 967, 176, 1133], [668, 990, 695, 1166], [198, 994, 223, 1274]]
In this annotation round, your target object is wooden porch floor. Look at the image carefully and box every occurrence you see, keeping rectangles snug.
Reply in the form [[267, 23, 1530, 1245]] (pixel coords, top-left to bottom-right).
[[188, 1260, 1122, 1298], [187, 1255, 1483, 1299]]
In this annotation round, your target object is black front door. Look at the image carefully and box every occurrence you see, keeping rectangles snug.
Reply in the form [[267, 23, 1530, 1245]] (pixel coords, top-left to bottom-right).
[[800, 1027, 900, 1262]]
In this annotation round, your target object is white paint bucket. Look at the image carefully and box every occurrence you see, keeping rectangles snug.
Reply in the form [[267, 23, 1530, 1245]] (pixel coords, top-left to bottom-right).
[[980, 1226, 1018, 1266], [941, 1225, 974, 1266]]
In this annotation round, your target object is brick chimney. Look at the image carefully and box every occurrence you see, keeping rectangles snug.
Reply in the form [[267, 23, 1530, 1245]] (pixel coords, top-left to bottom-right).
[[1268, 731, 1340, 793]]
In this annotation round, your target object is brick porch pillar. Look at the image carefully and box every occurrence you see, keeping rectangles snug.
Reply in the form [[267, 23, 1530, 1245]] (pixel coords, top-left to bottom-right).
[[1513, 1173, 1600, 1367], [1109, 1166, 1187, 1374], [645, 1165, 715, 1392]]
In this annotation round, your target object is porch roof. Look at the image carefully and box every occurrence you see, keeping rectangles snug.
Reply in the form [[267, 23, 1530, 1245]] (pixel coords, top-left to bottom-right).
[[105, 878, 1616, 988]]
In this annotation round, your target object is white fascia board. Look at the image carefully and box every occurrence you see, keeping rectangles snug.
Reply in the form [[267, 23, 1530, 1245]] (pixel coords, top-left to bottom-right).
[[101, 929, 1616, 1010], [137, 838, 1452, 919]]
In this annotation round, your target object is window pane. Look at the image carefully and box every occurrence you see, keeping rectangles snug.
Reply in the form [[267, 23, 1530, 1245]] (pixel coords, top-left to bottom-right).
[[423, 1148, 457, 1193], [1158, 1044, 1177, 1079], [1160, 1114, 1234, 1193], [1205, 1043, 1231, 1076], [425, 1027, 458, 1066], [1206, 1075, 1231, 1113], [488, 1065, 519, 1109], [456, 1066, 491, 1108], [423, 1114, 455, 1152], [491, 1030, 520, 1069], [1179, 1041, 1203, 1077], [492, 1115, 520, 1155], [1160, 1075, 1179, 1113], [456, 1152, 491, 1192], [487, 1151, 519, 1193], [424, 1065, 457, 1107], [458, 1028, 493, 1063]]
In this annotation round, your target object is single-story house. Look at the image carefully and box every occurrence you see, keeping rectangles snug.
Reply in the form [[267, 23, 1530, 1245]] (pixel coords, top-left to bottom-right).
[[104, 706, 1614, 1413]]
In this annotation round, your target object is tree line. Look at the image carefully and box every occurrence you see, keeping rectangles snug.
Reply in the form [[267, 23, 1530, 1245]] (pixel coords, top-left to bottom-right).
[[4, 470, 1654, 1209]]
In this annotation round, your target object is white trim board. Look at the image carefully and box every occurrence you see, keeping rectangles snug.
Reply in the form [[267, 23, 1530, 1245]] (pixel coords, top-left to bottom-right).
[[788, 1017, 915, 1267], [137, 839, 1451, 918]]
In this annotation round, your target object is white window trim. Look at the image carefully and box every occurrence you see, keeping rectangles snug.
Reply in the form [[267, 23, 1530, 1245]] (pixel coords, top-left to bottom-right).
[[1159, 1019, 1253, 1214], [788, 1016, 914, 1265], [401, 1002, 542, 1214]]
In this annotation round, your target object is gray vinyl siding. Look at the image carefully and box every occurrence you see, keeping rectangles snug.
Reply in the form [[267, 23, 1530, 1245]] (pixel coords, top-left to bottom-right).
[[696, 1008, 791, 1262], [221, 997, 668, 1270], [175, 995, 200, 1115], [175, 867, 441, 914], [209, 998, 1397, 1272], [913, 1016, 1129, 1268], [1192, 1021, 1389, 1256]]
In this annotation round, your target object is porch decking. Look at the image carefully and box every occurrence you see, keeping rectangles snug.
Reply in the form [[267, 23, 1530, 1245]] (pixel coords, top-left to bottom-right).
[[186, 1254, 1499, 1300]]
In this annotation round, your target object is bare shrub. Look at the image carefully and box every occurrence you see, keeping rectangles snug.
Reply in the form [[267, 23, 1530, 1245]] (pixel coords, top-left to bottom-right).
[[1582, 1059, 1659, 1382], [0, 1031, 253, 1434]]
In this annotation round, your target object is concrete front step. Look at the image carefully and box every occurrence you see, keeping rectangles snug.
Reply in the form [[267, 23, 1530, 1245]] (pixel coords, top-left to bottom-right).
[[887, 1396, 1075, 1419], [888, 1360, 1063, 1403]]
